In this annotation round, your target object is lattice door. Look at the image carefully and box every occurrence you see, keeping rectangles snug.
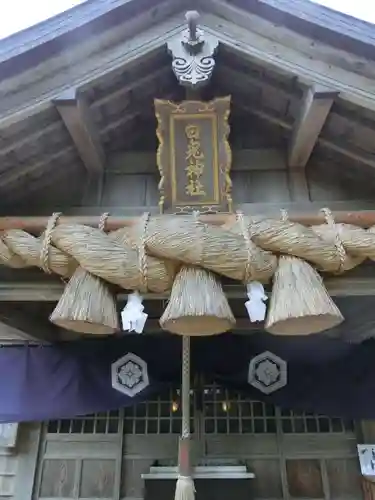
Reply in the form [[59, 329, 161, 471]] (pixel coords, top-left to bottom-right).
[[34, 412, 123, 500], [34, 385, 363, 500]]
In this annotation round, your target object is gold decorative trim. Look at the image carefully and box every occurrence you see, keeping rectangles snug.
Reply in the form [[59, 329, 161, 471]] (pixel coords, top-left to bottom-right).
[[154, 102, 165, 214], [154, 96, 232, 214]]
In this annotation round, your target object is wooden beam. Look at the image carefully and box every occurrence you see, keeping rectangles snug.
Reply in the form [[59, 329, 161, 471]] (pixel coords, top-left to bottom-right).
[[4, 204, 375, 230], [220, 84, 375, 170], [288, 86, 338, 168], [54, 88, 105, 174], [0, 274, 374, 302], [216, 67, 375, 169]]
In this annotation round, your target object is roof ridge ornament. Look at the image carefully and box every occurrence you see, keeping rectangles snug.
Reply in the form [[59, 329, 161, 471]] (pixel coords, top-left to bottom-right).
[[167, 11, 218, 89]]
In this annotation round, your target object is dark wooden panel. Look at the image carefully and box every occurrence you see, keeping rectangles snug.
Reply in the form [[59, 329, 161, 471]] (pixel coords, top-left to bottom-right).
[[286, 459, 324, 498], [121, 458, 153, 498], [39, 459, 76, 498], [101, 174, 150, 207], [246, 459, 283, 498], [326, 458, 362, 499], [80, 459, 116, 498], [307, 160, 375, 202], [232, 170, 290, 203]]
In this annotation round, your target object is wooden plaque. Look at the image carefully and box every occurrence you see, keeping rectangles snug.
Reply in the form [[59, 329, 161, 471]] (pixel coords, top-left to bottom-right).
[[154, 96, 232, 214]]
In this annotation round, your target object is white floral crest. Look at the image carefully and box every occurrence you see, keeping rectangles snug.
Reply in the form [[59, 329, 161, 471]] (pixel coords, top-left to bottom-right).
[[111, 353, 149, 397], [248, 351, 287, 394]]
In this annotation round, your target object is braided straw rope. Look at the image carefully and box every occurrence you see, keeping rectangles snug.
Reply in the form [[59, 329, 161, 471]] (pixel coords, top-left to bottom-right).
[[311, 208, 365, 272], [40, 212, 61, 274], [145, 214, 277, 282], [1, 215, 77, 278], [234, 210, 269, 284], [109, 213, 175, 293], [2, 211, 375, 299]]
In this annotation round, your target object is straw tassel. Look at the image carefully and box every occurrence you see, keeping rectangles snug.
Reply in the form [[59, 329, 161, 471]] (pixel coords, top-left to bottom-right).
[[265, 210, 344, 336], [50, 213, 119, 335], [175, 336, 195, 500], [160, 212, 235, 336], [265, 255, 344, 335]]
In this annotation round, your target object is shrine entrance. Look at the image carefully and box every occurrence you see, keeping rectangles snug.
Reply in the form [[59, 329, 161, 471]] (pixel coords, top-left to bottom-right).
[[34, 383, 361, 499]]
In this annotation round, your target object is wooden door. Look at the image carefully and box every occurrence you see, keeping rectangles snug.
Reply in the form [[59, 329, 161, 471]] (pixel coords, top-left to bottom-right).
[[34, 413, 123, 499], [34, 385, 363, 500], [200, 383, 362, 500]]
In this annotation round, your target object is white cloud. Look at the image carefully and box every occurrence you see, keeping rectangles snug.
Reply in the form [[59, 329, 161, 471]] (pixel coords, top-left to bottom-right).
[[311, 0, 375, 23], [0, 0, 86, 40]]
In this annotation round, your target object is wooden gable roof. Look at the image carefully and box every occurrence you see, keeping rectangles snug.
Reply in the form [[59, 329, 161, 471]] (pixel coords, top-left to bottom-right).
[[0, 0, 374, 211]]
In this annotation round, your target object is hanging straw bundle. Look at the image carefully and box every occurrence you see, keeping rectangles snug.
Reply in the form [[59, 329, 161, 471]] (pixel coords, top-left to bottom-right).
[[50, 214, 119, 335], [265, 210, 344, 336], [145, 214, 276, 283], [160, 265, 235, 336], [265, 256, 344, 335], [50, 267, 119, 334]]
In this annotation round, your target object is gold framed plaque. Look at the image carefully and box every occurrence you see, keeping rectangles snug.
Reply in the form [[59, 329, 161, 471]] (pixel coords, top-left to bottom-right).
[[154, 96, 232, 214]]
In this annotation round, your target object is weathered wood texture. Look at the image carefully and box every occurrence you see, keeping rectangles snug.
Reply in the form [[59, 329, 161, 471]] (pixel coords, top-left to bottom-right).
[[34, 421, 123, 499], [0, 423, 41, 500], [5, 146, 375, 217], [288, 86, 337, 168], [80, 148, 375, 212], [54, 88, 106, 174], [34, 400, 360, 499], [0, 5, 375, 207]]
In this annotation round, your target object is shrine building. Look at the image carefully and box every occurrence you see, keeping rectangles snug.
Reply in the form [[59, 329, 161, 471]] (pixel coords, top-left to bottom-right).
[[0, 1, 375, 500]]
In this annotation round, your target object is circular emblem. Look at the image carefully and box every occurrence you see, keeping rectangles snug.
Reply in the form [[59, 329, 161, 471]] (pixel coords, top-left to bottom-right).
[[111, 353, 149, 397], [248, 351, 287, 394]]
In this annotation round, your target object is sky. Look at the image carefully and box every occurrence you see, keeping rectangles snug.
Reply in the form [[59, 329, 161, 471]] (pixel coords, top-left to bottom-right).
[[0, 0, 374, 40]]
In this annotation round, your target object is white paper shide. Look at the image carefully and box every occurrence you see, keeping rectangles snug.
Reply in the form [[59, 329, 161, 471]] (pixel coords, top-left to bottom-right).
[[358, 445, 375, 478], [121, 292, 148, 334], [245, 282, 268, 322]]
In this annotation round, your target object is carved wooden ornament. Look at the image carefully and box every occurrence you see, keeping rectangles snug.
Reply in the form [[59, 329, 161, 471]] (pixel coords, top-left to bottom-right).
[[167, 11, 218, 89], [154, 97, 232, 214]]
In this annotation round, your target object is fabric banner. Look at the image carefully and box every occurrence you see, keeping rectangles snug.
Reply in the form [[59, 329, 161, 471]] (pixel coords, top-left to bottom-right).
[[0, 331, 373, 422]]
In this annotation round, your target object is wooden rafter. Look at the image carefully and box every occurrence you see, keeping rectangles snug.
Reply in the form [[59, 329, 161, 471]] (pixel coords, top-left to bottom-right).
[[288, 85, 338, 168], [218, 82, 375, 170], [54, 88, 105, 174], [216, 67, 375, 169]]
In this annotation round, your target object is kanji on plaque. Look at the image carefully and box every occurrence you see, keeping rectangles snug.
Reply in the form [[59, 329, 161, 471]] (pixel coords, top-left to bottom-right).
[[185, 123, 206, 197], [154, 97, 232, 214]]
